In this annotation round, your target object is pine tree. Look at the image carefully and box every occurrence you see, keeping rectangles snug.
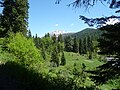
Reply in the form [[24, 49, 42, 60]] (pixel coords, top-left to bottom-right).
[[1, 0, 29, 37], [52, 34, 57, 44], [58, 34, 63, 43], [87, 36, 93, 59], [28, 29, 32, 38], [99, 24, 120, 56], [41, 42, 46, 60], [64, 36, 73, 52], [60, 52, 66, 66], [79, 39, 83, 55], [50, 46, 59, 67], [73, 37, 79, 53], [83, 37, 87, 54], [57, 43, 61, 53], [34, 34, 40, 48], [45, 33, 50, 38]]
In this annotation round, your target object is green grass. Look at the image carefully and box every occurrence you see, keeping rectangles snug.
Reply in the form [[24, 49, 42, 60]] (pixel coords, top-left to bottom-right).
[[51, 52, 104, 71], [64, 52, 104, 70], [45, 52, 104, 78]]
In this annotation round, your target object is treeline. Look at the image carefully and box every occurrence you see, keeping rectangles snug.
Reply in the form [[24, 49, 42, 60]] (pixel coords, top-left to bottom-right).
[[28, 31, 66, 67], [28, 29, 99, 67]]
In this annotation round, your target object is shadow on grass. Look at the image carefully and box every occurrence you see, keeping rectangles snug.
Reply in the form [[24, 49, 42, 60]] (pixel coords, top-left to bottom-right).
[[0, 61, 75, 90], [86, 60, 120, 85]]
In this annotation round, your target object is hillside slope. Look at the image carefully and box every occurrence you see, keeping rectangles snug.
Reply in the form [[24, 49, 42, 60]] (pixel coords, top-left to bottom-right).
[[71, 28, 103, 40]]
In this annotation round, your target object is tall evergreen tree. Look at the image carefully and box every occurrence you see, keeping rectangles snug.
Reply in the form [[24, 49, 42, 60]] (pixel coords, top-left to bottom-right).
[[64, 36, 73, 52], [41, 42, 46, 60], [52, 34, 57, 44], [51, 46, 59, 67], [98, 24, 120, 56], [1, 0, 29, 37], [28, 29, 32, 38], [45, 33, 50, 38], [73, 37, 79, 53], [57, 43, 61, 53], [60, 52, 66, 66], [79, 39, 84, 55], [58, 34, 63, 43], [87, 36, 93, 59], [83, 37, 87, 54], [34, 34, 40, 48]]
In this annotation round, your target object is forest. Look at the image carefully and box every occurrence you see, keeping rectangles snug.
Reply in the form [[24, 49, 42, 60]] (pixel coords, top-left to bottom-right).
[[0, 0, 120, 90]]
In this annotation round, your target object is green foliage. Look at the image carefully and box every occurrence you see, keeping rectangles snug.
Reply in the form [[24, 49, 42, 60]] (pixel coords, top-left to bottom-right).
[[58, 34, 63, 43], [1, 0, 29, 36], [52, 34, 57, 44], [73, 37, 79, 53], [79, 39, 84, 54], [27, 29, 32, 38], [71, 28, 103, 40], [72, 63, 95, 89], [0, 50, 17, 63], [5, 33, 41, 66], [99, 24, 120, 56], [60, 52, 66, 66], [42, 36, 53, 54], [64, 36, 73, 52], [41, 42, 46, 60], [51, 46, 59, 67]]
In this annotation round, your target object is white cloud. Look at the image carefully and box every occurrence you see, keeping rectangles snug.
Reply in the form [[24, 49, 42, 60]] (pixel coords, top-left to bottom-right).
[[55, 24, 59, 27], [70, 23, 74, 26]]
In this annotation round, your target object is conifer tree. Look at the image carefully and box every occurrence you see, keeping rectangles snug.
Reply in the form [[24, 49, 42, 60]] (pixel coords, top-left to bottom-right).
[[45, 33, 50, 38], [52, 34, 57, 44], [79, 39, 83, 55], [1, 0, 29, 37], [73, 37, 79, 53], [87, 36, 93, 59], [57, 43, 61, 53], [58, 34, 63, 43], [60, 52, 66, 66], [28, 29, 32, 38], [64, 36, 73, 52], [34, 34, 40, 48], [51, 46, 59, 67], [83, 37, 87, 54], [41, 42, 46, 60]]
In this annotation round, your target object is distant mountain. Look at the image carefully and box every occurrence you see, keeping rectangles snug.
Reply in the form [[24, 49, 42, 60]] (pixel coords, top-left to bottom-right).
[[63, 28, 103, 40], [49, 28, 103, 40]]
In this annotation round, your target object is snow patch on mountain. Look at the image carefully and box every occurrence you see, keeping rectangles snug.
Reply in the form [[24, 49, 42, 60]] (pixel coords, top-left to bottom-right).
[[50, 30, 66, 37]]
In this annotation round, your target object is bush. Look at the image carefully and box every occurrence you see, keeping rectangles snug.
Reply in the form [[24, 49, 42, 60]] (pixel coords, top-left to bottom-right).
[[4, 33, 42, 67]]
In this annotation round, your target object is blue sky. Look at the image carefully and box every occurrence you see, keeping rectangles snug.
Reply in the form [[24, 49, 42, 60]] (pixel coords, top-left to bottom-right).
[[29, 0, 118, 37]]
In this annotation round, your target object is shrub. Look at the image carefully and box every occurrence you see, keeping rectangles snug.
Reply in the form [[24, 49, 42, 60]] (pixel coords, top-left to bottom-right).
[[5, 33, 42, 67]]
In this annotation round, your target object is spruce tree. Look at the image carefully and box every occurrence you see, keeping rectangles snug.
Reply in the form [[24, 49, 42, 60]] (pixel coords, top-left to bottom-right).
[[87, 36, 93, 59], [57, 43, 61, 53], [58, 34, 63, 43], [52, 34, 57, 44], [79, 39, 83, 55], [34, 34, 40, 48], [83, 37, 87, 54], [41, 42, 46, 60], [51, 46, 59, 67], [28, 29, 32, 38], [73, 37, 79, 53], [1, 0, 29, 36], [64, 36, 73, 52], [60, 52, 66, 66]]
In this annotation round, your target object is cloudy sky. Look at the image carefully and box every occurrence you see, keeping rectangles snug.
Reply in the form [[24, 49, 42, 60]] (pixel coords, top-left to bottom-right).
[[29, 0, 119, 37]]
